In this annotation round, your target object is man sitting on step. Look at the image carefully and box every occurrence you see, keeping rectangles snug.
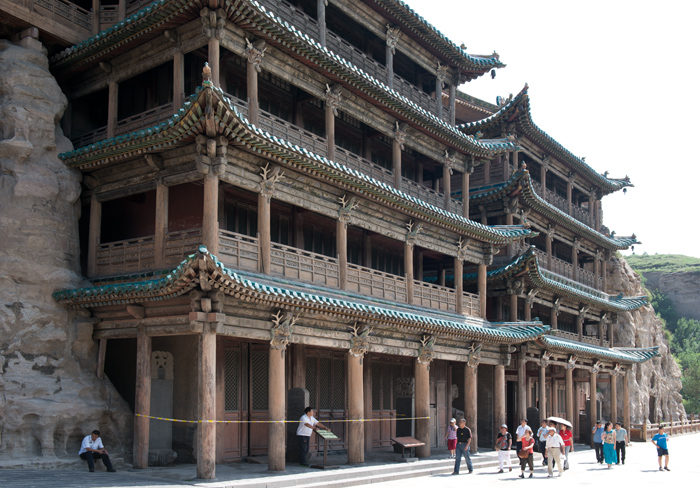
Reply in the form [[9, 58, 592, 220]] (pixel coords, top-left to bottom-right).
[[79, 430, 116, 473]]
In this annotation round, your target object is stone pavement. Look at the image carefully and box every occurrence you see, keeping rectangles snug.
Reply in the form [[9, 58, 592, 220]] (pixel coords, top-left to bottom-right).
[[1, 433, 697, 488]]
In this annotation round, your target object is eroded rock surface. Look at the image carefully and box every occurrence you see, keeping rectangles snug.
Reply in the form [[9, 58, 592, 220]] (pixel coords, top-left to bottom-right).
[[607, 257, 686, 423], [0, 39, 132, 467], [644, 270, 700, 322]]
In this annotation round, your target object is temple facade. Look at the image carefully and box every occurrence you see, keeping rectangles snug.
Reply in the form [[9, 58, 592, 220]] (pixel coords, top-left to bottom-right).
[[2, 0, 657, 478]]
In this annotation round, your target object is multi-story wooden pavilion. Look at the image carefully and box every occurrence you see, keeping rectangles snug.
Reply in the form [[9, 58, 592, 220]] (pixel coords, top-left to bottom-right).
[[2, 0, 659, 480]]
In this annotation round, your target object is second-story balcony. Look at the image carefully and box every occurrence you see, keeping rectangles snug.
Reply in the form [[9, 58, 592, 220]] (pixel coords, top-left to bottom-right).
[[95, 228, 481, 318], [533, 248, 603, 292], [8, 0, 93, 44]]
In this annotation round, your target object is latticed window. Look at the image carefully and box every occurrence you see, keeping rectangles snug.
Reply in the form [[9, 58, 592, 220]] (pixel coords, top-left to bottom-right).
[[224, 349, 239, 411], [306, 350, 346, 412], [251, 350, 269, 411]]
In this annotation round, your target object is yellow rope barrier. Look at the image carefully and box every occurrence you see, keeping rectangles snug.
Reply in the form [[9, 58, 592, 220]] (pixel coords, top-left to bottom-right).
[[134, 413, 430, 424]]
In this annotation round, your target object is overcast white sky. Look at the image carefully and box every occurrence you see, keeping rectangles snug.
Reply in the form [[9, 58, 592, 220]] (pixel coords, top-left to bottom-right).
[[405, 0, 700, 258]]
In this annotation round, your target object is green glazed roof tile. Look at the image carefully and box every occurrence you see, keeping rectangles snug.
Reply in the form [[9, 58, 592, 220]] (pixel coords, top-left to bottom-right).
[[538, 335, 659, 363]]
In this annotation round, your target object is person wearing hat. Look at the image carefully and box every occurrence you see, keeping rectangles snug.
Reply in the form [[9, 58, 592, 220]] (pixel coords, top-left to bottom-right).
[[545, 427, 566, 477], [592, 420, 605, 464], [495, 424, 513, 473], [445, 418, 458, 459]]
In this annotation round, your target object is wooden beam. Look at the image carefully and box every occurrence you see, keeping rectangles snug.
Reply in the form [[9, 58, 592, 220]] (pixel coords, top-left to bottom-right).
[[126, 304, 146, 319], [134, 326, 151, 469], [96, 338, 107, 379]]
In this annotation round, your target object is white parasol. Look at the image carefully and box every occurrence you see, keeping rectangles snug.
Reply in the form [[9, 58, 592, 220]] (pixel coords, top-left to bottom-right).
[[547, 416, 573, 428]]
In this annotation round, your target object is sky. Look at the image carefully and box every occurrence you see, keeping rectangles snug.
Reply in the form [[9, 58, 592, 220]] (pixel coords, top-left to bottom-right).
[[404, 0, 700, 258]]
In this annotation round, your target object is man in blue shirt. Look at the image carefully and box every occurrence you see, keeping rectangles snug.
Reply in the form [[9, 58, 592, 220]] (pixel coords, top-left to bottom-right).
[[651, 426, 670, 471], [592, 420, 605, 464]]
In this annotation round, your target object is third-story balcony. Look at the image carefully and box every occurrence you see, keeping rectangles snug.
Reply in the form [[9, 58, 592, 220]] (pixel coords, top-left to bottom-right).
[[532, 180, 592, 227], [533, 248, 603, 291], [257, 0, 439, 116]]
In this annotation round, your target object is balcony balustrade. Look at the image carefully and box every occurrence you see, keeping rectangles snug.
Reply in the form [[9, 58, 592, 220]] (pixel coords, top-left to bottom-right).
[[533, 248, 604, 292], [27, 0, 92, 32], [99, 4, 119, 26], [555, 329, 609, 348], [532, 180, 592, 227], [163, 228, 203, 267], [96, 235, 155, 276], [270, 242, 340, 288], [218, 229, 259, 272]]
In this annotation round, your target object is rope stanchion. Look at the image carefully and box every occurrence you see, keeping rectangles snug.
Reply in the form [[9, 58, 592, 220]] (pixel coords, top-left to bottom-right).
[[134, 413, 430, 424]]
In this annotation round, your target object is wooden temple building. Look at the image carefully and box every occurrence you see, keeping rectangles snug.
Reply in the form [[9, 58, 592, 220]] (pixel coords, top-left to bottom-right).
[[2, 0, 658, 479]]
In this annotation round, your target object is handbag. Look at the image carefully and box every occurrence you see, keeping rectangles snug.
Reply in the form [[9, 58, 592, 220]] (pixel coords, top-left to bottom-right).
[[518, 449, 530, 459]]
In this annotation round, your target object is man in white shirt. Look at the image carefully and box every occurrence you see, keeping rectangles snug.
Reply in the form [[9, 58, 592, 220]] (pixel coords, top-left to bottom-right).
[[545, 427, 565, 477], [296, 407, 328, 466], [79, 430, 116, 473], [515, 418, 530, 452]]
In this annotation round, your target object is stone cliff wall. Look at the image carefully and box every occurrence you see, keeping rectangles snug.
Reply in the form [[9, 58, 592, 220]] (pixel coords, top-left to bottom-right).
[[606, 257, 686, 424], [643, 270, 700, 322], [0, 39, 132, 467]]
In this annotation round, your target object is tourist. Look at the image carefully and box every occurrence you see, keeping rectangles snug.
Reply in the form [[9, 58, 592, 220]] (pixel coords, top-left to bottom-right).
[[496, 424, 513, 473], [518, 428, 535, 478], [296, 407, 328, 466], [78, 430, 116, 473], [545, 427, 565, 477], [592, 420, 605, 463], [601, 421, 617, 468], [559, 424, 573, 470], [537, 420, 549, 466], [651, 426, 670, 471], [445, 418, 457, 459], [515, 418, 530, 452], [451, 418, 473, 475], [614, 422, 629, 465]]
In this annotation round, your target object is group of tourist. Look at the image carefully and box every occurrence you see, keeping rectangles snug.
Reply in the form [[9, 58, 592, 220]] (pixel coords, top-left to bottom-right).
[[591, 420, 630, 467]]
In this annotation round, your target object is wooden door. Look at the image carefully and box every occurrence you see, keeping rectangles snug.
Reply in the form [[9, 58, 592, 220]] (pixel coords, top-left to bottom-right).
[[221, 340, 248, 461], [248, 344, 270, 455], [305, 349, 348, 452]]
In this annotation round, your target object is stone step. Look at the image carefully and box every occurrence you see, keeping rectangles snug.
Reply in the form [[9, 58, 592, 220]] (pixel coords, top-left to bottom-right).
[[226, 452, 521, 488]]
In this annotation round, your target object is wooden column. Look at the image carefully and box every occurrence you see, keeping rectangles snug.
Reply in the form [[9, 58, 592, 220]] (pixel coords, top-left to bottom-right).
[[571, 244, 579, 282], [325, 99, 336, 162], [347, 353, 364, 464], [118, 0, 125, 20], [317, 0, 326, 47], [551, 307, 558, 329], [438, 266, 445, 287], [524, 299, 532, 321], [363, 358, 372, 452], [599, 320, 605, 347], [596, 199, 602, 232], [611, 374, 618, 424], [478, 264, 487, 318], [392, 136, 402, 190], [483, 157, 491, 185], [566, 178, 573, 215], [509, 294, 518, 322], [449, 73, 457, 125], [589, 191, 597, 228], [134, 326, 151, 469], [545, 231, 553, 270], [385, 27, 397, 90], [594, 252, 601, 290], [539, 363, 547, 418], [92, 0, 100, 35], [173, 51, 185, 108], [505, 212, 514, 257], [590, 370, 597, 447], [565, 366, 574, 436], [435, 75, 443, 121], [292, 344, 305, 388], [246, 44, 261, 126], [577, 314, 584, 342], [405, 242, 414, 304], [197, 328, 217, 479], [107, 81, 118, 138], [464, 364, 478, 453], [454, 257, 463, 315], [258, 189, 271, 274], [517, 354, 527, 421], [602, 257, 608, 292], [208, 37, 220, 87], [494, 364, 506, 427], [623, 372, 630, 429], [462, 166, 471, 219], [443, 163, 451, 211], [87, 194, 101, 278], [338, 218, 348, 290], [96, 338, 107, 379], [505, 151, 515, 180], [154, 182, 168, 268], [540, 164, 547, 192], [415, 359, 430, 458], [268, 345, 286, 471], [203, 171, 219, 255]]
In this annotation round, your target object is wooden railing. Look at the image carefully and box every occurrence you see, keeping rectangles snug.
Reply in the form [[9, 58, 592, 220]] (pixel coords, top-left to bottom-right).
[[462, 291, 481, 317], [572, 204, 591, 227], [97, 236, 156, 276], [30, 0, 92, 32], [218, 230, 259, 272], [413, 280, 457, 311], [532, 180, 592, 227], [258, 108, 328, 158], [116, 102, 175, 136], [270, 242, 340, 288], [347, 264, 407, 302], [71, 126, 108, 148], [554, 330, 609, 348], [163, 229, 202, 267], [99, 4, 119, 26], [630, 418, 700, 442], [335, 146, 394, 186], [533, 246, 603, 291]]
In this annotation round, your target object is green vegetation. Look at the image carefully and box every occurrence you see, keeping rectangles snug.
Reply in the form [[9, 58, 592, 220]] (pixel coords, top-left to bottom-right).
[[626, 253, 700, 275]]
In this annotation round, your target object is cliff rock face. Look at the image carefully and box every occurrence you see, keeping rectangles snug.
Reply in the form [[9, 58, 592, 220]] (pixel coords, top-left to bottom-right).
[[0, 39, 132, 467], [644, 270, 700, 322], [607, 257, 686, 423]]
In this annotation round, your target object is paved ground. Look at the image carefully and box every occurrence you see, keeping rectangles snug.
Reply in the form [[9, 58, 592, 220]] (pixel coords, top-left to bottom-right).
[[0, 433, 696, 488]]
